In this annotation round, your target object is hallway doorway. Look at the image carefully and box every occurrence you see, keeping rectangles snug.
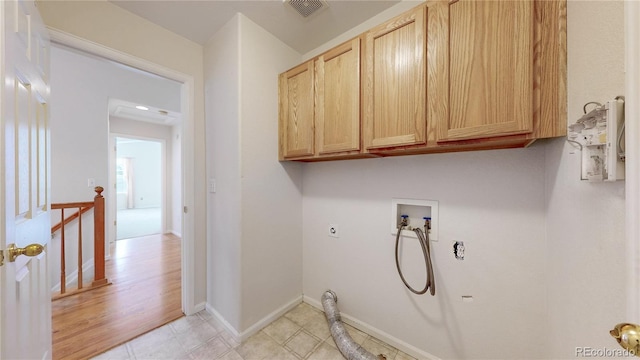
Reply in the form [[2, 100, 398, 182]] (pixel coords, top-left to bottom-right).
[[51, 27, 198, 318], [48, 40, 190, 354], [115, 137, 163, 240]]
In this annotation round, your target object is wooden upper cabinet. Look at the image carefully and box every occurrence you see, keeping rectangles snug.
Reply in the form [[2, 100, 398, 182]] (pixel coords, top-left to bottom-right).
[[363, 6, 427, 151], [437, 0, 534, 142], [278, 1, 566, 161], [279, 61, 315, 160], [316, 38, 361, 155]]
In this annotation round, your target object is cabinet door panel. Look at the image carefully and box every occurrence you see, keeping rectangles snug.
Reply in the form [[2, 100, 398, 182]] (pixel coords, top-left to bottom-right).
[[440, 0, 533, 142], [279, 61, 315, 159], [364, 6, 426, 150], [316, 38, 360, 155]]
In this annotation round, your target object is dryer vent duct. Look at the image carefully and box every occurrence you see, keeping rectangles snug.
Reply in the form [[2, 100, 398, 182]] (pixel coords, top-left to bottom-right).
[[321, 290, 385, 360], [284, 0, 329, 18]]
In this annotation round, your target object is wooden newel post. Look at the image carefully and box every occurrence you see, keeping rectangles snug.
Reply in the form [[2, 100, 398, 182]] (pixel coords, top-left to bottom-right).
[[92, 186, 108, 287]]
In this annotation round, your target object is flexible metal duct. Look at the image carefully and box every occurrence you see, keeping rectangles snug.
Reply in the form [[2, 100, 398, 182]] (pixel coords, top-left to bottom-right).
[[321, 290, 385, 360]]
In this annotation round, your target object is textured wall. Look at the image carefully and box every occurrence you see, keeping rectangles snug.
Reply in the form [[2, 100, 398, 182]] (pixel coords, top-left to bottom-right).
[[545, 1, 626, 357]]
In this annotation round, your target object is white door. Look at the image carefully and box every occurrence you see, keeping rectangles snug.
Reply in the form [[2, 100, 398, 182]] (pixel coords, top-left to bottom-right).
[[0, 0, 52, 359]]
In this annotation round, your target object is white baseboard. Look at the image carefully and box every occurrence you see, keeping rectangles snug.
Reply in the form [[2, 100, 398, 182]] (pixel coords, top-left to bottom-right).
[[192, 301, 206, 314], [51, 259, 95, 292], [238, 296, 302, 341], [303, 295, 440, 360], [169, 230, 182, 237], [206, 304, 241, 343], [206, 295, 303, 344]]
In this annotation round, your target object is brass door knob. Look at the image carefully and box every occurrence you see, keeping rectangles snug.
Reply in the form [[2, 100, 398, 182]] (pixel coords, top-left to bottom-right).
[[8, 243, 44, 262], [610, 323, 640, 356]]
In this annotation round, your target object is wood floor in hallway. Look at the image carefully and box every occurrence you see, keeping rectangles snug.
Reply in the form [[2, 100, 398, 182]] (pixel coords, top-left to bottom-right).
[[52, 233, 183, 360]]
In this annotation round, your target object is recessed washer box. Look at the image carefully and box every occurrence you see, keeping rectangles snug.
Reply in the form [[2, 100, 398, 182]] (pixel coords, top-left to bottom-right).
[[391, 198, 439, 241]]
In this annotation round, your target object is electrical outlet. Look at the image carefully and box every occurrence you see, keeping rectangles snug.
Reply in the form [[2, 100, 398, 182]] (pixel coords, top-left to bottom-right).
[[208, 178, 216, 193], [328, 224, 339, 238], [87, 178, 95, 187]]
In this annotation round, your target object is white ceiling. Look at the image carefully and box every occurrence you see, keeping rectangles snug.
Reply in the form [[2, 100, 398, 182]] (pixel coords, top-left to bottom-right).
[[109, 0, 401, 54], [109, 98, 182, 126]]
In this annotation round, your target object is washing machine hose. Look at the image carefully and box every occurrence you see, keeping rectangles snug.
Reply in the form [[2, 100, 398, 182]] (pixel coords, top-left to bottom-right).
[[394, 221, 435, 295]]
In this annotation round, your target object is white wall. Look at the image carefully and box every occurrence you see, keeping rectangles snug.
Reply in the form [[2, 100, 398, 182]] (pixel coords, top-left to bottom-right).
[[116, 139, 163, 209], [301, 1, 627, 359], [205, 15, 243, 331], [238, 15, 304, 331], [39, 0, 208, 309], [545, 1, 626, 357], [50, 46, 180, 204], [303, 149, 548, 359], [204, 14, 303, 335]]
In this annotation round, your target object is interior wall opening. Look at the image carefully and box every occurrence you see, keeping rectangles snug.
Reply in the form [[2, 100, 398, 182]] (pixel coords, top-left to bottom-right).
[[114, 136, 163, 240]]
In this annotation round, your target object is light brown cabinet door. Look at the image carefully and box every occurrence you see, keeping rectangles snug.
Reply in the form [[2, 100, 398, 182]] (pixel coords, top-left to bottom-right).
[[438, 0, 534, 142], [363, 6, 426, 150], [316, 38, 361, 155], [279, 61, 315, 159]]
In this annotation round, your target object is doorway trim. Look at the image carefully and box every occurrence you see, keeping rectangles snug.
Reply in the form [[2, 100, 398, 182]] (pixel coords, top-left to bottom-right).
[[625, 0, 640, 323], [48, 28, 197, 315]]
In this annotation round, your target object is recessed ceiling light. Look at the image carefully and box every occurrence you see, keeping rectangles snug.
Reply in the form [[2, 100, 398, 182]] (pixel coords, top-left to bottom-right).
[[135, 105, 149, 111]]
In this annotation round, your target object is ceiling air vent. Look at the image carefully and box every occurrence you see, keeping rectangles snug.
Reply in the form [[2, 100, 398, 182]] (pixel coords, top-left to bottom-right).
[[285, 0, 329, 19]]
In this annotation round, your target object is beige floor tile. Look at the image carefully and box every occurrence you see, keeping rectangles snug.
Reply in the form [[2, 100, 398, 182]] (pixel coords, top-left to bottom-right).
[[131, 337, 189, 359], [217, 349, 245, 360], [324, 337, 338, 349], [93, 301, 418, 360], [394, 350, 417, 360], [301, 311, 331, 340], [361, 336, 398, 360], [265, 346, 300, 360], [324, 323, 368, 350], [236, 331, 283, 360], [307, 342, 344, 360], [262, 316, 301, 344], [175, 320, 220, 351], [284, 302, 321, 327], [219, 331, 241, 348], [196, 309, 216, 322], [90, 344, 131, 360], [189, 336, 230, 360], [284, 330, 321, 358], [205, 316, 230, 334], [128, 325, 175, 356], [343, 323, 368, 345], [170, 314, 204, 334]]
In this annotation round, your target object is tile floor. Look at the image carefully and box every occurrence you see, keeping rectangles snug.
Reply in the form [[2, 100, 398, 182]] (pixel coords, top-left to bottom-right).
[[92, 302, 417, 360]]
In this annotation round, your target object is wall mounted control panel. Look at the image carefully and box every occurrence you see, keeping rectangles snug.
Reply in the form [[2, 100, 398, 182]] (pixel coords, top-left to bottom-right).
[[568, 98, 625, 182], [391, 198, 439, 241]]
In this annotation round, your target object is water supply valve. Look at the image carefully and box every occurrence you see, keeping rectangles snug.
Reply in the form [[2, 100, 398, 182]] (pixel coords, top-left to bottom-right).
[[391, 198, 439, 241], [423, 216, 431, 230], [399, 214, 409, 228]]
